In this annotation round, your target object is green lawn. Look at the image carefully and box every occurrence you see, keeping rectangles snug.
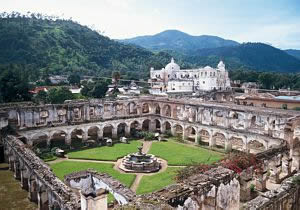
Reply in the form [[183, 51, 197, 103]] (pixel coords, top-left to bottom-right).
[[136, 167, 180, 195], [50, 161, 136, 188], [149, 140, 223, 166], [68, 140, 142, 161]]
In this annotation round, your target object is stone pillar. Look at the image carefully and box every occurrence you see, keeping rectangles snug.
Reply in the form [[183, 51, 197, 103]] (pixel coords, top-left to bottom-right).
[[14, 161, 21, 180], [182, 127, 187, 141], [282, 154, 292, 176], [239, 168, 253, 202], [82, 131, 88, 142], [292, 148, 300, 171], [195, 132, 199, 144], [149, 121, 156, 132], [28, 179, 38, 202], [254, 161, 267, 192], [20, 169, 29, 190], [209, 135, 215, 148], [171, 126, 176, 136], [125, 125, 130, 137], [112, 126, 118, 139], [38, 190, 49, 210], [161, 123, 166, 134], [65, 132, 72, 146], [97, 129, 103, 141], [8, 156, 14, 171], [269, 160, 280, 184], [225, 140, 232, 152]]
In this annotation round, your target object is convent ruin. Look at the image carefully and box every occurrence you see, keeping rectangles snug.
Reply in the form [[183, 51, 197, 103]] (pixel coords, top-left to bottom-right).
[[1, 96, 300, 209]]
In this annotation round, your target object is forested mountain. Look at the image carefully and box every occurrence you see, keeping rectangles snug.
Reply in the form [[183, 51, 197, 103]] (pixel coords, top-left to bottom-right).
[[285, 49, 300, 60], [186, 43, 300, 72], [119, 30, 239, 54], [0, 13, 183, 81]]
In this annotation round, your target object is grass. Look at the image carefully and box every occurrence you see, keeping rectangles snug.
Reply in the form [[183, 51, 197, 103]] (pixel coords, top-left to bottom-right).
[[136, 167, 180, 195], [50, 161, 136, 188], [149, 139, 223, 166], [68, 140, 142, 161]]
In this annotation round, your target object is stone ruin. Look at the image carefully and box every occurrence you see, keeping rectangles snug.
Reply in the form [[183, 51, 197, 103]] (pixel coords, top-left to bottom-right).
[[1, 96, 300, 209]]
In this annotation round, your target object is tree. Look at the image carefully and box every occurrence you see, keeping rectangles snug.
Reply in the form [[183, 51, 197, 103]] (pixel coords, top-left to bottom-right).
[[112, 71, 121, 87], [68, 73, 81, 86], [91, 81, 109, 98], [33, 90, 48, 104], [0, 67, 32, 102], [47, 87, 74, 104]]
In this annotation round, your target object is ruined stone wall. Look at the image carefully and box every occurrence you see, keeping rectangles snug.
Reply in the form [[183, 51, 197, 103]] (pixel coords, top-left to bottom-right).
[[3, 135, 78, 210], [244, 172, 300, 210], [137, 167, 240, 210]]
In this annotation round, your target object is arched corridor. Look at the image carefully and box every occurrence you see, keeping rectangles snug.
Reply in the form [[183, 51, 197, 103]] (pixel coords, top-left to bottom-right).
[[142, 119, 151, 131]]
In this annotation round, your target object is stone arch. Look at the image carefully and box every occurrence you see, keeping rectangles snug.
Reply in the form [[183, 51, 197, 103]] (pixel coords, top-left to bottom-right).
[[173, 124, 183, 137], [185, 126, 196, 142], [212, 132, 226, 148], [31, 132, 49, 149], [117, 123, 127, 137], [49, 130, 68, 149], [103, 124, 113, 138], [230, 136, 245, 151], [248, 139, 266, 154], [163, 121, 171, 133], [142, 119, 151, 131], [153, 103, 161, 115], [130, 120, 140, 137], [163, 104, 171, 117], [229, 111, 239, 119], [142, 103, 150, 114], [127, 102, 137, 115], [87, 126, 100, 140], [154, 119, 161, 132], [70, 128, 85, 148], [199, 129, 211, 145], [250, 115, 257, 128]]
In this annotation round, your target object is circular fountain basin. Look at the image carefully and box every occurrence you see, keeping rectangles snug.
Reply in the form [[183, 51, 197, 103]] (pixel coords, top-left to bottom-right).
[[119, 152, 161, 173]]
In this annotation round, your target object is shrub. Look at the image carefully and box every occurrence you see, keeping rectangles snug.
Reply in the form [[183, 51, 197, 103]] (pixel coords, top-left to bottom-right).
[[136, 131, 155, 141], [292, 175, 300, 185], [165, 130, 172, 138], [250, 184, 255, 192], [282, 104, 287, 109]]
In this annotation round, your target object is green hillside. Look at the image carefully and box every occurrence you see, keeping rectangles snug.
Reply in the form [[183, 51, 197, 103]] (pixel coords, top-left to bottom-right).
[[0, 14, 180, 80]]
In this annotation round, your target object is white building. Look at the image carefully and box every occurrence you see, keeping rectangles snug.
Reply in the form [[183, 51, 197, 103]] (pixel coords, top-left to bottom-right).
[[149, 58, 231, 94]]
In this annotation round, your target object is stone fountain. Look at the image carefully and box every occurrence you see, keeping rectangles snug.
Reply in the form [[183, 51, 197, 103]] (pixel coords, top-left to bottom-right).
[[119, 143, 161, 173]]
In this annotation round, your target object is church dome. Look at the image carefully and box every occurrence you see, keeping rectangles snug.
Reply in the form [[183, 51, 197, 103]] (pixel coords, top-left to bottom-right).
[[165, 58, 180, 72]]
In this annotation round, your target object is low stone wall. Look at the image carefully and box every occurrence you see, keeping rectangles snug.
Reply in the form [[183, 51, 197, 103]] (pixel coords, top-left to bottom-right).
[[244, 172, 300, 210]]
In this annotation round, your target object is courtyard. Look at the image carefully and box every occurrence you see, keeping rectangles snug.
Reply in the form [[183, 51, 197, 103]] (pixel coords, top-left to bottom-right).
[[48, 138, 224, 201]]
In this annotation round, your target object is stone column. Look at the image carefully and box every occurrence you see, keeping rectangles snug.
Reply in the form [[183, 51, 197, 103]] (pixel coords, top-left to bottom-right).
[[269, 160, 280, 184], [20, 169, 29, 190], [65, 132, 72, 146], [292, 149, 300, 172], [239, 168, 253, 202], [97, 129, 103, 141], [254, 161, 267, 192], [182, 127, 187, 141], [14, 161, 21, 180], [282, 154, 292, 176], [171, 126, 176, 136], [195, 132, 199, 144], [149, 121, 156, 132], [209, 135, 215, 148], [112, 126, 118, 139], [225, 140, 232, 152], [28, 179, 38, 202], [161, 123, 166, 134], [38, 189, 49, 210], [82, 131, 88, 142], [125, 126, 130, 137]]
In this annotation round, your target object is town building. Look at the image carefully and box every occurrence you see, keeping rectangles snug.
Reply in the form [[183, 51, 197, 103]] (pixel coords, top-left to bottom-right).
[[149, 58, 231, 95]]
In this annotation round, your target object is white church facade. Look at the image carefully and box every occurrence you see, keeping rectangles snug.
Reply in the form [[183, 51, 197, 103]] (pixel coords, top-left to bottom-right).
[[149, 58, 231, 95]]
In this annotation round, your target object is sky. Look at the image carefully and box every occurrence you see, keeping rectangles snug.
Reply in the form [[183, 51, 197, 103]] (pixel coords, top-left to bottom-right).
[[1, 0, 300, 49]]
